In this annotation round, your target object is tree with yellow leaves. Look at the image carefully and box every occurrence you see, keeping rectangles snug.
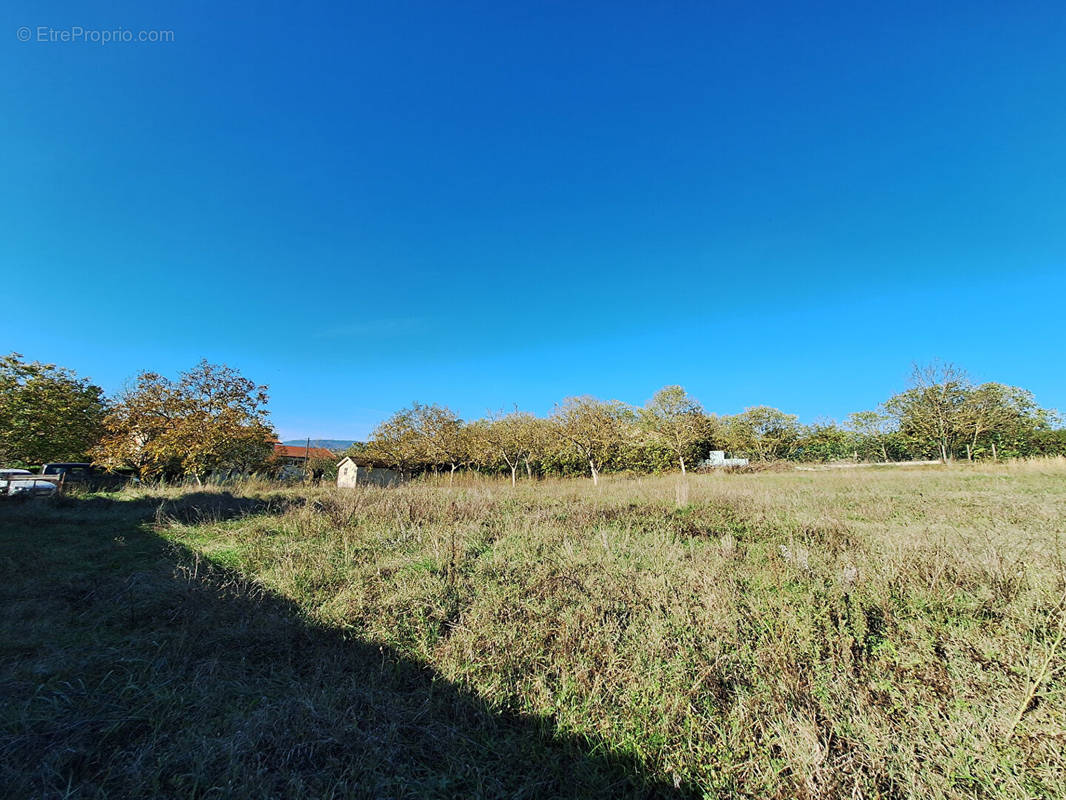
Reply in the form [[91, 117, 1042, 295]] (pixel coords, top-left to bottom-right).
[[93, 360, 274, 482]]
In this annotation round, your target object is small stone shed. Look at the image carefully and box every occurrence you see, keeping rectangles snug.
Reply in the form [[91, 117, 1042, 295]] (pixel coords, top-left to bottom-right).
[[336, 456, 402, 488]]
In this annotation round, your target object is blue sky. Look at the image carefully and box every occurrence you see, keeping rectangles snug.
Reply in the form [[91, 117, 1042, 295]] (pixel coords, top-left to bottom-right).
[[4, 1, 1064, 440]]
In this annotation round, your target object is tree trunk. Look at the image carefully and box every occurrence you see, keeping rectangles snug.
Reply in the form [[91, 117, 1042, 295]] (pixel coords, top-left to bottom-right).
[[524, 456, 533, 479], [510, 465, 517, 487], [966, 444, 972, 462], [589, 460, 599, 486], [449, 463, 457, 484], [679, 456, 686, 475], [940, 441, 949, 463], [991, 441, 998, 461], [881, 442, 888, 463]]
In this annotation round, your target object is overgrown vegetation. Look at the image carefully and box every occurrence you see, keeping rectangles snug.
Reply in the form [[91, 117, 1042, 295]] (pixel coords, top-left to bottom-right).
[[2, 353, 1063, 482], [4, 461, 1065, 797]]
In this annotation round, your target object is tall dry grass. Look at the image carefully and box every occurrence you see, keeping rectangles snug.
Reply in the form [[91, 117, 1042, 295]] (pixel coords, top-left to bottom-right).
[[156, 461, 1066, 797], [3, 459, 1064, 797]]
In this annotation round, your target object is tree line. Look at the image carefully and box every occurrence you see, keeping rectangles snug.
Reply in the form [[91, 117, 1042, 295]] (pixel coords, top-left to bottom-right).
[[1, 353, 1062, 482], [355, 363, 1063, 483]]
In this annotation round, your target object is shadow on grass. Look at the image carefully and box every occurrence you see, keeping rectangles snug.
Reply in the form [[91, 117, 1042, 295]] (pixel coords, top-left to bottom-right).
[[0, 494, 693, 799]]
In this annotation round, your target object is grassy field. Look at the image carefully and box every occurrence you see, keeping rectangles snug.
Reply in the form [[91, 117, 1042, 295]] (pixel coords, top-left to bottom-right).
[[2, 461, 1065, 798]]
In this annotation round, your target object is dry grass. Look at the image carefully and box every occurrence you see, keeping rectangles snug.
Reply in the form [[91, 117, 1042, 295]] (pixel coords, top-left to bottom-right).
[[3, 460, 1065, 798]]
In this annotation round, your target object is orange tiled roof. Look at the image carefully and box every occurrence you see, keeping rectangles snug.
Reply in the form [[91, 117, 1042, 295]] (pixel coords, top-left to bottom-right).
[[273, 443, 335, 460]]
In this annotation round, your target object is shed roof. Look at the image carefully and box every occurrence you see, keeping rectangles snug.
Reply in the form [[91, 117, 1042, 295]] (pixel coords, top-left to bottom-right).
[[337, 454, 376, 468]]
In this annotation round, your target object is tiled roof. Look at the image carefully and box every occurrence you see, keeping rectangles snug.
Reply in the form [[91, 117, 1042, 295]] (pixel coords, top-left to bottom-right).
[[273, 443, 335, 460]]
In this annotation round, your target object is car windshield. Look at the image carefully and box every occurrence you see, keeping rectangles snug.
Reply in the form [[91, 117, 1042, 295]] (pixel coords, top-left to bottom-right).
[[42, 464, 90, 475]]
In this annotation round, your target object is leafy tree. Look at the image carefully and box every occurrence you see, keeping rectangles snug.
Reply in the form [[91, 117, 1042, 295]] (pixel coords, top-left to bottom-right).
[[721, 406, 801, 461], [1027, 427, 1066, 457], [175, 362, 274, 481], [0, 353, 106, 466], [846, 410, 895, 462], [794, 420, 850, 463], [884, 361, 971, 462], [484, 410, 544, 486], [412, 403, 467, 481], [93, 372, 174, 478], [639, 385, 707, 474], [957, 383, 1044, 460], [94, 361, 274, 482], [461, 419, 497, 474], [551, 396, 628, 485], [519, 415, 554, 478], [366, 407, 423, 476]]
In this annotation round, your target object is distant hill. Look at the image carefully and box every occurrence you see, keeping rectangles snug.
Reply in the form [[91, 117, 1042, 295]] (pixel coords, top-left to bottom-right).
[[281, 439, 357, 452]]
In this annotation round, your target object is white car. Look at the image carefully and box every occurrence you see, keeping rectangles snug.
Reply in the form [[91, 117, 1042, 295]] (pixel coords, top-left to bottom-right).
[[0, 469, 58, 497]]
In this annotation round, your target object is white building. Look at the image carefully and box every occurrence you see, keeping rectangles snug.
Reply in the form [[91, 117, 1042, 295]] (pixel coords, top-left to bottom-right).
[[336, 456, 402, 488]]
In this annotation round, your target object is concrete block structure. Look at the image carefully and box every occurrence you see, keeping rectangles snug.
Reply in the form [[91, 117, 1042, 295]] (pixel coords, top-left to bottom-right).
[[702, 450, 750, 468]]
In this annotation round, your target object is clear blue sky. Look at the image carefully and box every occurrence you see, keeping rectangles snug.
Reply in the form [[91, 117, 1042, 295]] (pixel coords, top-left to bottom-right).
[[4, 1, 1064, 440]]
